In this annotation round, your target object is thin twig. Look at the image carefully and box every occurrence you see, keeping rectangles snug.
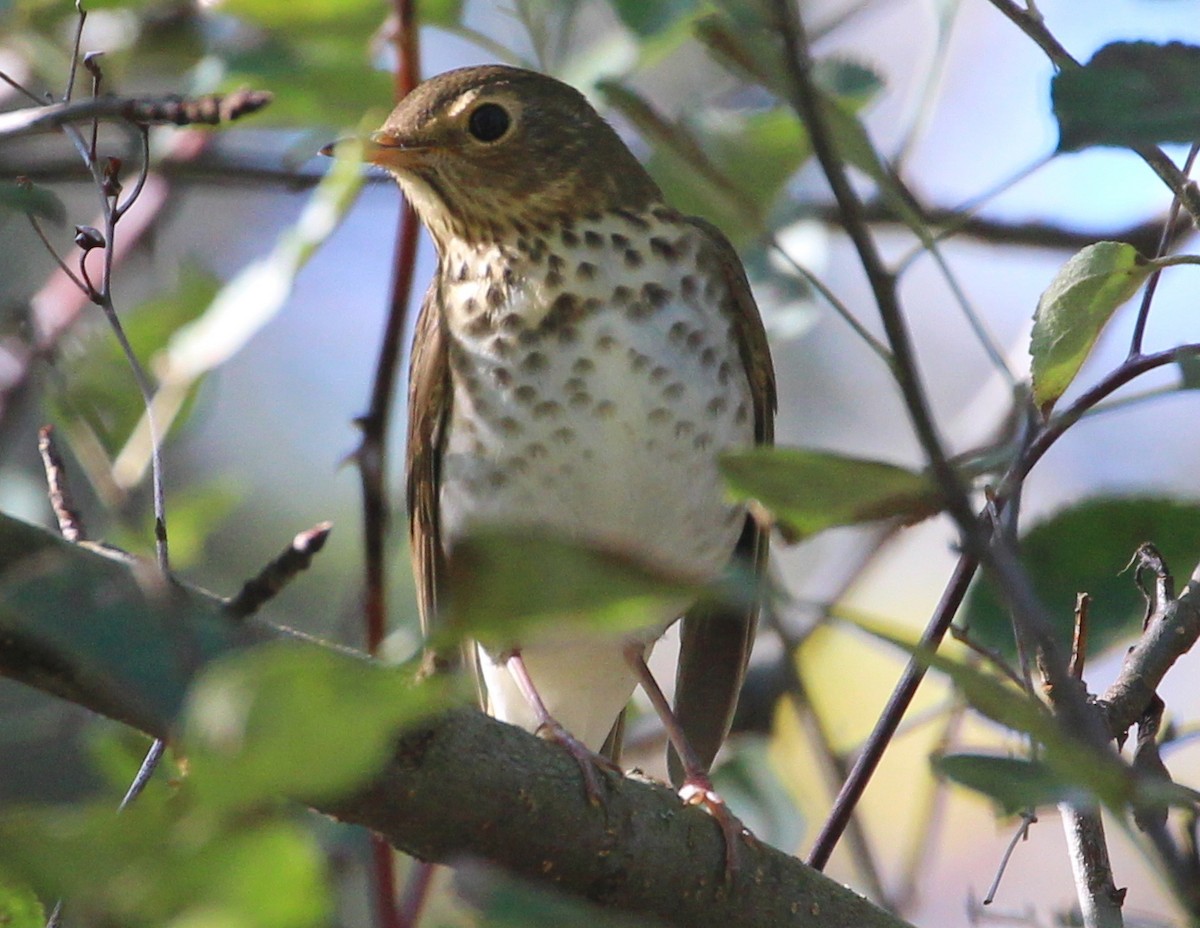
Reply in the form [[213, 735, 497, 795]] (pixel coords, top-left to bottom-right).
[[1129, 143, 1200, 358], [37, 425, 87, 542], [982, 811, 1037, 905], [225, 523, 334, 621]]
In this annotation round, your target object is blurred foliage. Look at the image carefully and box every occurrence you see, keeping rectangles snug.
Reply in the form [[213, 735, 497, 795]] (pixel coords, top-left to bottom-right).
[[4, 0, 1200, 925], [963, 497, 1200, 662]]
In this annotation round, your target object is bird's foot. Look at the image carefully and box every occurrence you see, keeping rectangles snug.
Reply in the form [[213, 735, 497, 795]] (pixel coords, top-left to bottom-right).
[[535, 717, 619, 805], [679, 774, 756, 884]]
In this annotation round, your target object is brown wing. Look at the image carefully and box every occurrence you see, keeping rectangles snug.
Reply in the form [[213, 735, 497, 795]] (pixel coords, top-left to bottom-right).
[[405, 279, 453, 674], [669, 217, 776, 784]]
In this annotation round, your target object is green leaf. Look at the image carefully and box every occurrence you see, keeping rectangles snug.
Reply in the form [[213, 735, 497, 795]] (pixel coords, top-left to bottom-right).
[[0, 880, 44, 928], [0, 801, 330, 928], [1029, 241, 1151, 413], [611, 0, 698, 36], [0, 179, 66, 224], [457, 864, 660, 927], [846, 615, 1131, 809], [964, 497, 1200, 662], [720, 447, 943, 542], [1053, 42, 1200, 150], [416, 0, 464, 27], [51, 264, 221, 456], [183, 642, 449, 809], [934, 753, 1082, 814], [444, 528, 728, 647]]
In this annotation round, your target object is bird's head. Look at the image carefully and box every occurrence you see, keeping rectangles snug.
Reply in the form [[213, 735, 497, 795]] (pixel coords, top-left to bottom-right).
[[359, 65, 662, 249]]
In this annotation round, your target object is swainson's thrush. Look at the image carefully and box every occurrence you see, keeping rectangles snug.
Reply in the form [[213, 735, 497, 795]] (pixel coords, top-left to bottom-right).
[[363, 65, 775, 816]]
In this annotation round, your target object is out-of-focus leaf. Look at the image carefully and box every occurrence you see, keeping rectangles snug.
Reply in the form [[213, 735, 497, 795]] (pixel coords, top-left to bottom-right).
[[964, 497, 1200, 662], [0, 880, 44, 928], [1177, 353, 1200, 390], [444, 528, 741, 647], [0, 181, 66, 224], [110, 479, 241, 568], [221, 33, 392, 127], [934, 753, 1081, 815], [183, 642, 450, 810], [611, 0, 698, 36], [1030, 241, 1150, 413], [456, 862, 661, 927], [1053, 42, 1200, 150], [417, 0, 464, 27], [51, 264, 220, 456], [721, 447, 942, 542], [845, 614, 1131, 809], [0, 801, 329, 928]]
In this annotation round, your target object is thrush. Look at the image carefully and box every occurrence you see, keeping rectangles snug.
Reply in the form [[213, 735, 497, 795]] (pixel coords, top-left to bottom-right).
[[362, 65, 775, 826]]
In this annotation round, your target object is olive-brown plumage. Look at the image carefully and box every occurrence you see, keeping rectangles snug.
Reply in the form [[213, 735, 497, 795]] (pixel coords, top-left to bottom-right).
[[370, 65, 775, 783]]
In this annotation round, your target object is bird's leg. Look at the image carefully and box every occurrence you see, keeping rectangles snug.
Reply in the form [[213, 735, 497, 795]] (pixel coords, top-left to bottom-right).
[[503, 650, 616, 805], [622, 643, 751, 882]]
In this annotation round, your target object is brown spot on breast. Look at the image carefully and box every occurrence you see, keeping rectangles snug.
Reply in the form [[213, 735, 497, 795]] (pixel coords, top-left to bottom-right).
[[627, 349, 651, 373], [527, 442, 548, 459], [623, 249, 643, 269], [499, 312, 522, 332], [584, 230, 604, 248], [568, 391, 592, 409], [498, 416, 523, 435], [487, 285, 506, 309], [564, 376, 586, 392], [454, 262, 470, 282], [612, 285, 633, 304], [492, 367, 512, 388], [642, 282, 671, 308], [706, 396, 728, 417], [596, 334, 617, 353], [649, 407, 672, 424], [507, 455, 530, 475], [700, 347, 718, 366], [649, 366, 668, 384], [576, 261, 597, 281], [694, 433, 713, 450], [465, 315, 493, 338], [613, 207, 651, 230], [489, 336, 512, 357], [680, 275, 698, 300], [717, 361, 732, 384], [552, 427, 575, 444], [561, 228, 579, 248], [667, 321, 688, 344], [610, 232, 630, 250], [625, 300, 651, 321], [675, 421, 695, 438], [487, 471, 509, 489], [594, 400, 616, 418], [572, 357, 595, 375], [649, 237, 677, 261], [533, 400, 562, 419], [685, 331, 705, 350], [520, 351, 549, 373], [735, 402, 749, 424], [545, 269, 564, 289], [663, 382, 685, 400], [514, 384, 537, 405]]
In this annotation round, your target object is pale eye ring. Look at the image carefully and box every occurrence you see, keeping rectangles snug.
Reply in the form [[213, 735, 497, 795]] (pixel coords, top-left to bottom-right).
[[467, 102, 511, 142]]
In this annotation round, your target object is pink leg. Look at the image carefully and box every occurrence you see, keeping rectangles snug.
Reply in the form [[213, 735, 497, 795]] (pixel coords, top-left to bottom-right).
[[623, 643, 752, 881], [505, 650, 616, 804]]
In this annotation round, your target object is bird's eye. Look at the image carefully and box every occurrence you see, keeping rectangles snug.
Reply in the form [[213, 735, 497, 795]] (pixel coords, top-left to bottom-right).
[[467, 102, 511, 143]]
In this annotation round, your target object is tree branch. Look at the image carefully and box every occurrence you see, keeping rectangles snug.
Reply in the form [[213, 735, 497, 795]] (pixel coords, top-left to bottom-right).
[[0, 513, 912, 928]]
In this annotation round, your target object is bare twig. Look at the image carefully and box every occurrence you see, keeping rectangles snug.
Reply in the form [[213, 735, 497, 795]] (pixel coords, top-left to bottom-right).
[[225, 523, 334, 621], [0, 89, 274, 142], [983, 811, 1037, 906], [37, 425, 87, 542]]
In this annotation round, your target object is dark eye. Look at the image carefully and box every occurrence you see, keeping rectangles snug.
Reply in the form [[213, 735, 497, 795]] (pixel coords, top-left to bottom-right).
[[467, 102, 511, 142]]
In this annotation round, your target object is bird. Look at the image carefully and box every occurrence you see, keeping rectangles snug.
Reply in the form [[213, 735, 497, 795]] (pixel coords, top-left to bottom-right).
[[359, 64, 774, 827]]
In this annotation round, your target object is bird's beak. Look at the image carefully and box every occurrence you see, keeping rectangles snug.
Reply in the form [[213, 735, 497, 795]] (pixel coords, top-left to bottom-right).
[[318, 132, 429, 170]]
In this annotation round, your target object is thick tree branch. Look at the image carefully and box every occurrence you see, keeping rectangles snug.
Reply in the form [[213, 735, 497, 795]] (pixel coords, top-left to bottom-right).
[[0, 514, 911, 928]]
